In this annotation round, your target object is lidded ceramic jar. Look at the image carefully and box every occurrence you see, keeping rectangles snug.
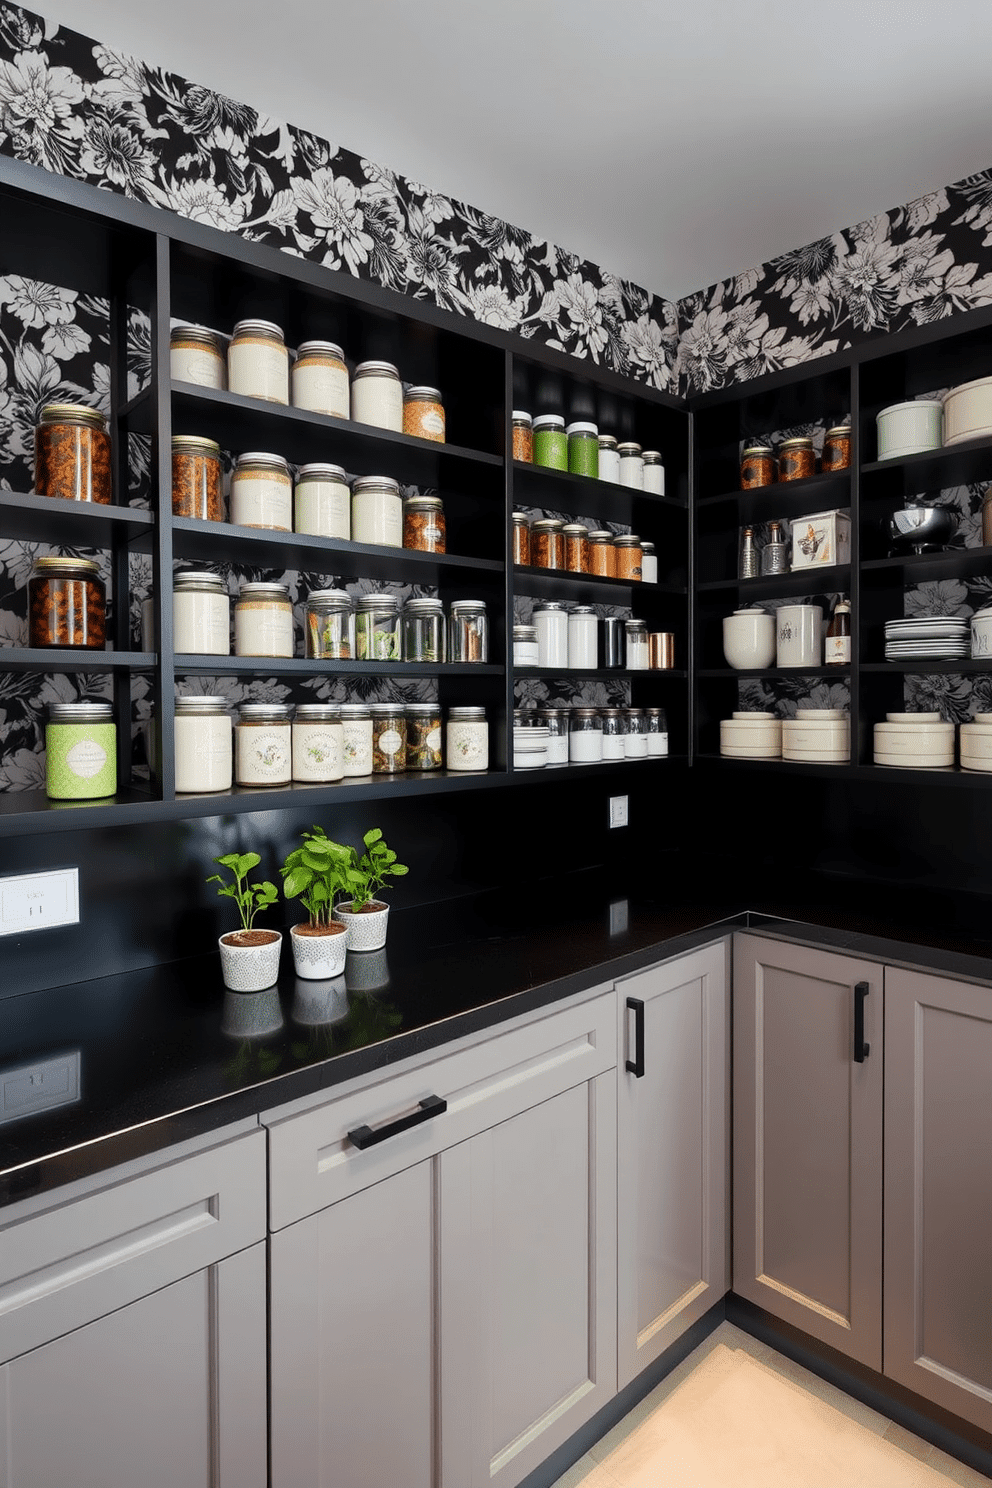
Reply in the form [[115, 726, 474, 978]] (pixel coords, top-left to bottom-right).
[[230, 451, 293, 531], [351, 360, 403, 430], [292, 340, 349, 418], [446, 706, 489, 771], [170, 324, 226, 388], [352, 475, 402, 547], [46, 701, 116, 799], [339, 703, 373, 777], [235, 703, 292, 786], [173, 569, 230, 655], [292, 704, 344, 782], [722, 608, 776, 670], [228, 318, 289, 404], [174, 695, 232, 793], [234, 581, 294, 657], [294, 462, 350, 539]]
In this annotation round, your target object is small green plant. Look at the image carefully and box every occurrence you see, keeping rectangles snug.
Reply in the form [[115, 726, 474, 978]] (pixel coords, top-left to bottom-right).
[[345, 828, 409, 910], [207, 851, 278, 934], [281, 826, 351, 929]]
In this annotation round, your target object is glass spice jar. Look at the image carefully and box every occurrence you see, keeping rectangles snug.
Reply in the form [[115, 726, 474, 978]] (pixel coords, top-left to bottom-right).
[[292, 705, 344, 783], [645, 707, 668, 757], [339, 703, 373, 777], [598, 434, 621, 483], [822, 425, 851, 472], [352, 475, 402, 547], [586, 530, 616, 577], [446, 706, 489, 771], [640, 540, 658, 584], [512, 411, 534, 462], [174, 696, 232, 793], [35, 404, 112, 505], [235, 703, 292, 786], [533, 414, 568, 470], [778, 436, 815, 482], [449, 599, 488, 662], [642, 450, 665, 495], [402, 597, 446, 662], [562, 523, 589, 573], [295, 463, 350, 539], [173, 570, 230, 655], [370, 702, 407, 774], [405, 703, 443, 770], [512, 623, 539, 667], [613, 534, 643, 581], [569, 707, 603, 763], [625, 619, 649, 670], [29, 556, 106, 649], [403, 386, 446, 442], [228, 319, 289, 404], [531, 518, 565, 570], [403, 494, 446, 553], [172, 435, 223, 521], [624, 708, 648, 758], [170, 325, 226, 389], [512, 511, 532, 566], [618, 442, 644, 489], [230, 452, 292, 531], [355, 594, 402, 661], [304, 589, 354, 659], [600, 707, 627, 762], [234, 581, 294, 657], [567, 421, 599, 478], [536, 706, 569, 765], [740, 443, 776, 489], [291, 340, 349, 419], [351, 360, 403, 431], [46, 701, 116, 800]]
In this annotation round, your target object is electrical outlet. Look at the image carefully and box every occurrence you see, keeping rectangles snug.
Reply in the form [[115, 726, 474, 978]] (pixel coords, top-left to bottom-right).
[[0, 869, 79, 935], [609, 795, 629, 829]]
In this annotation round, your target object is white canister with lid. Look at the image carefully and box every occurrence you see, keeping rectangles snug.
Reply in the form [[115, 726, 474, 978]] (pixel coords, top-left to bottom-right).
[[170, 325, 226, 389], [640, 541, 658, 584], [173, 570, 230, 655], [352, 475, 402, 547], [642, 450, 665, 495], [175, 695, 232, 792], [567, 606, 598, 669], [512, 624, 539, 668], [598, 434, 621, 483], [295, 462, 350, 539], [534, 602, 569, 669], [339, 703, 373, 777], [618, 442, 644, 489], [292, 705, 344, 782], [876, 399, 943, 460], [291, 340, 349, 419], [235, 703, 292, 786], [351, 360, 403, 431], [447, 706, 489, 771], [230, 452, 293, 531], [234, 582, 294, 657], [228, 318, 289, 404]]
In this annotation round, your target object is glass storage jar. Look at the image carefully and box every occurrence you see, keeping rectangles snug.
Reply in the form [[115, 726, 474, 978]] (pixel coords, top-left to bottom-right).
[[292, 704, 344, 782], [645, 707, 668, 757], [403, 494, 446, 553], [822, 425, 851, 472], [170, 324, 226, 389], [614, 534, 643, 581], [512, 511, 531, 566], [295, 463, 350, 539], [531, 518, 565, 570], [642, 450, 665, 495], [402, 597, 446, 661], [449, 599, 488, 662], [534, 601, 569, 669], [740, 443, 776, 489], [228, 319, 289, 404], [351, 360, 403, 430], [405, 703, 443, 770], [513, 722, 548, 770], [598, 434, 621, 483], [174, 695, 232, 793], [533, 414, 567, 470], [446, 706, 489, 771], [174, 569, 230, 655], [35, 403, 111, 504], [512, 411, 533, 462], [567, 421, 599, 478], [586, 531, 616, 577], [235, 703, 291, 786], [778, 436, 815, 482], [230, 452, 292, 531], [370, 702, 407, 774], [640, 540, 658, 584], [569, 706, 603, 763], [355, 594, 402, 660], [562, 523, 589, 573], [537, 706, 570, 765], [625, 618, 649, 670], [29, 556, 105, 649], [172, 435, 223, 521], [46, 701, 116, 800], [339, 703, 373, 777], [600, 707, 627, 761], [624, 708, 648, 758], [618, 442, 644, 489], [512, 623, 539, 667], [234, 581, 294, 657], [352, 475, 402, 547], [403, 386, 445, 442], [567, 606, 598, 669], [305, 589, 354, 659], [291, 340, 349, 418]]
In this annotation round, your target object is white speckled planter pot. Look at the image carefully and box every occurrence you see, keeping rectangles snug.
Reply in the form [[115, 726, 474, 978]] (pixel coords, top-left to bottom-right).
[[290, 922, 347, 980], [333, 900, 390, 951], [218, 931, 282, 992]]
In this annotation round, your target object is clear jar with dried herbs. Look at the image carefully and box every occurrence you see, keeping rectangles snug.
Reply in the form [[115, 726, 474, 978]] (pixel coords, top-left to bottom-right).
[[403, 386, 445, 442], [370, 702, 407, 774], [614, 534, 643, 581], [170, 325, 226, 389], [172, 435, 223, 521], [356, 594, 402, 661], [29, 556, 106, 650], [512, 411, 533, 462], [305, 589, 354, 659], [228, 319, 289, 404], [35, 403, 112, 505], [586, 531, 616, 577], [405, 703, 443, 770], [292, 340, 349, 418], [403, 494, 446, 553], [512, 511, 532, 566], [449, 600, 488, 662], [562, 523, 589, 573], [402, 597, 446, 662], [230, 451, 292, 531]]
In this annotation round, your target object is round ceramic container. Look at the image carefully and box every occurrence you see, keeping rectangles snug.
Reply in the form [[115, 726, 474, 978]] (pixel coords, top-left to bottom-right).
[[876, 399, 943, 460], [960, 715, 992, 772], [782, 718, 850, 757], [942, 376, 992, 447], [720, 714, 782, 758], [874, 751, 955, 770], [722, 609, 776, 670], [971, 608, 992, 658], [719, 741, 782, 759], [886, 712, 941, 724], [874, 719, 954, 767]]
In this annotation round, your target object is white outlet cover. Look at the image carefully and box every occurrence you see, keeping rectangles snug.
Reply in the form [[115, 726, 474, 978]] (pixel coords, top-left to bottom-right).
[[0, 869, 79, 935], [609, 795, 629, 829]]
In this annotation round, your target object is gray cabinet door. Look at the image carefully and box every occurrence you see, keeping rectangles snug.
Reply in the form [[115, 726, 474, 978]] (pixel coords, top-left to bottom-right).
[[884, 966, 992, 1433], [733, 933, 883, 1368], [616, 941, 730, 1389]]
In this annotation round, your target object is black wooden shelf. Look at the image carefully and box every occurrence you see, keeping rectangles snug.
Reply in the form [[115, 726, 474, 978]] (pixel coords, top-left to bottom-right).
[[862, 660, 988, 673], [698, 666, 848, 679], [698, 566, 851, 596], [861, 433, 992, 487], [697, 470, 850, 508], [512, 461, 687, 523], [0, 490, 155, 547], [174, 656, 503, 677], [695, 754, 992, 789], [1, 648, 156, 673], [515, 667, 687, 681], [861, 549, 992, 580], [512, 567, 684, 601]]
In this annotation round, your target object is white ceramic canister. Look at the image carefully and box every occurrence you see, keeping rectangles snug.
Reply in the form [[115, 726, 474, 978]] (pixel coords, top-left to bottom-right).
[[446, 706, 489, 771], [291, 340, 349, 419], [352, 475, 402, 547], [338, 703, 373, 777], [174, 695, 232, 792], [970, 605, 992, 658], [567, 606, 598, 669], [723, 608, 776, 669], [234, 703, 292, 786], [534, 602, 569, 669], [169, 324, 226, 389], [292, 704, 344, 782], [959, 712, 992, 772], [228, 318, 289, 404], [351, 360, 403, 431], [642, 450, 665, 495], [640, 541, 658, 584], [234, 582, 294, 658], [512, 624, 539, 667], [173, 570, 230, 655], [294, 462, 350, 539], [775, 604, 823, 668], [569, 707, 603, 763], [230, 452, 293, 531], [942, 376, 992, 447], [876, 399, 943, 460], [618, 441, 644, 490], [598, 434, 621, 483]]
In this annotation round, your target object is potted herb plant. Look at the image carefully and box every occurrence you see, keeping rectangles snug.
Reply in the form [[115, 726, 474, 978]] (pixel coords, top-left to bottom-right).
[[207, 851, 281, 992], [333, 828, 409, 951], [281, 826, 351, 979]]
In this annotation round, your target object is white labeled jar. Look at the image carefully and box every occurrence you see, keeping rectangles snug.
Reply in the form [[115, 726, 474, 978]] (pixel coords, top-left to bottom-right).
[[447, 706, 489, 771], [598, 433, 621, 483], [618, 441, 644, 490], [640, 540, 658, 584], [228, 318, 289, 404], [292, 704, 344, 782], [291, 340, 349, 419], [567, 606, 598, 670], [295, 462, 350, 539], [231, 451, 292, 531], [642, 450, 665, 495], [449, 600, 488, 663], [352, 475, 402, 547], [235, 703, 291, 786], [173, 570, 230, 655], [625, 618, 649, 671], [534, 602, 569, 669], [569, 707, 603, 763], [175, 695, 232, 793], [513, 624, 538, 668], [351, 360, 402, 431], [625, 708, 648, 758], [234, 582, 294, 658], [537, 706, 569, 765], [339, 703, 373, 777], [403, 385, 445, 442], [646, 707, 668, 757], [170, 324, 226, 389], [600, 707, 627, 762]]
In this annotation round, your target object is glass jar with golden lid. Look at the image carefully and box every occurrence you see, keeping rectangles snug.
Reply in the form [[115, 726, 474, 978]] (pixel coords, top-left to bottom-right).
[[170, 324, 226, 389], [740, 443, 776, 490], [35, 403, 112, 504], [29, 556, 106, 649], [822, 425, 851, 472], [778, 436, 815, 483]]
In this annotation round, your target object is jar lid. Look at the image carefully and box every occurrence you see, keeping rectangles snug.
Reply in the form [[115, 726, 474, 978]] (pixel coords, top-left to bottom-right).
[[641, 541, 656, 553], [403, 494, 444, 510], [356, 593, 400, 611], [354, 360, 399, 378], [235, 451, 291, 474], [512, 411, 532, 425], [232, 318, 285, 341], [626, 707, 645, 718], [238, 702, 291, 718], [598, 434, 618, 449], [39, 403, 106, 430], [173, 569, 227, 592], [404, 385, 442, 402], [534, 600, 569, 612], [307, 588, 352, 605], [613, 534, 642, 547], [294, 704, 341, 720], [511, 511, 531, 525], [403, 597, 444, 613], [405, 703, 440, 715], [571, 707, 602, 719], [561, 523, 589, 536], [646, 708, 667, 721], [172, 434, 221, 457], [570, 605, 597, 615], [512, 625, 537, 639], [297, 462, 347, 481], [448, 706, 486, 718], [825, 425, 851, 437], [587, 530, 614, 543], [296, 339, 344, 360], [566, 421, 598, 436], [450, 599, 486, 613], [49, 702, 113, 721], [642, 450, 662, 464], [600, 707, 625, 716], [533, 415, 565, 430], [833, 600, 851, 612], [618, 441, 642, 455], [625, 618, 648, 630], [352, 475, 400, 495], [175, 695, 228, 712], [780, 437, 814, 450], [338, 703, 371, 717], [170, 324, 224, 351], [742, 443, 774, 456], [536, 706, 569, 718], [369, 702, 406, 716], [238, 581, 290, 599], [531, 518, 564, 532], [31, 556, 100, 575]]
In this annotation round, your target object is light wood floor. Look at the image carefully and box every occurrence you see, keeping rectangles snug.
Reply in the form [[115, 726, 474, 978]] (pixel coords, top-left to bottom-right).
[[551, 1323, 989, 1488]]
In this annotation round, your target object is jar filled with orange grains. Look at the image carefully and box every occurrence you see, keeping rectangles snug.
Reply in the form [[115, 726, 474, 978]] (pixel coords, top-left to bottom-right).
[[512, 411, 533, 462], [613, 534, 643, 581], [562, 523, 589, 573], [586, 530, 616, 577], [403, 386, 445, 442], [740, 443, 775, 489], [172, 436, 223, 520], [402, 494, 446, 552], [822, 426, 851, 471], [778, 436, 815, 482], [35, 404, 112, 504], [29, 556, 106, 649], [512, 511, 531, 565], [531, 518, 564, 569]]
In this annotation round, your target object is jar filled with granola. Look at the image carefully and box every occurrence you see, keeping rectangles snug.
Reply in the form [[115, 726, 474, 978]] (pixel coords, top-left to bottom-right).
[[740, 443, 776, 489], [562, 523, 589, 573], [822, 425, 851, 472], [292, 704, 344, 783], [29, 556, 106, 649], [370, 702, 407, 774], [586, 530, 616, 577], [402, 597, 446, 662], [35, 404, 112, 505], [403, 386, 445, 442], [339, 703, 373, 777], [228, 319, 289, 404], [230, 451, 292, 530], [295, 463, 350, 539], [304, 589, 354, 659], [234, 581, 294, 657], [351, 360, 403, 431], [170, 325, 226, 389], [172, 435, 223, 521], [449, 599, 488, 662], [512, 511, 531, 566], [405, 703, 443, 770], [512, 411, 533, 463], [403, 494, 446, 553], [235, 703, 291, 786], [446, 706, 488, 771], [291, 340, 349, 418], [355, 594, 402, 661], [778, 436, 815, 483], [531, 518, 565, 570]]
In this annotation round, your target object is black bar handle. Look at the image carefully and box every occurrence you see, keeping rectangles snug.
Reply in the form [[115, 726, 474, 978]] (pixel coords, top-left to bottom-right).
[[348, 1094, 447, 1150], [626, 997, 645, 1078], [854, 983, 870, 1063]]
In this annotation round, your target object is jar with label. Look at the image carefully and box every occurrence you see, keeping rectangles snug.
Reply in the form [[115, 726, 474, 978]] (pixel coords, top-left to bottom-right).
[[587, 531, 616, 577], [235, 703, 291, 786], [446, 706, 489, 771], [645, 707, 669, 757], [356, 594, 402, 661], [625, 619, 649, 670], [46, 701, 116, 800], [403, 386, 445, 442], [618, 442, 644, 489], [624, 708, 648, 758], [170, 325, 226, 389], [741, 443, 776, 489], [403, 494, 446, 553], [35, 403, 112, 504], [402, 597, 446, 662], [175, 696, 232, 793], [534, 601, 569, 668], [174, 570, 230, 655], [536, 707, 569, 765], [512, 411, 533, 463], [231, 452, 292, 531], [234, 582, 294, 657], [339, 703, 373, 776], [569, 707, 603, 763], [370, 703, 407, 774], [600, 708, 627, 761], [640, 541, 658, 584], [567, 421, 599, 478], [614, 534, 643, 581], [29, 556, 106, 649], [351, 360, 403, 430], [172, 435, 223, 521], [292, 705, 344, 783], [825, 599, 851, 666], [822, 426, 851, 472], [295, 463, 350, 539], [761, 521, 789, 576], [228, 319, 289, 404], [512, 511, 531, 565], [568, 606, 598, 669], [533, 414, 568, 470], [778, 436, 815, 482], [449, 599, 488, 662], [562, 523, 589, 573], [598, 434, 621, 483], [642, 450, 665, 495], [352, 475, 402, 547], [531, 518, 565, 570], [405, 704, 443, 770], [305, 589, 354, 659], [513, 623, 539, 667], [291, 340, 349, 418]]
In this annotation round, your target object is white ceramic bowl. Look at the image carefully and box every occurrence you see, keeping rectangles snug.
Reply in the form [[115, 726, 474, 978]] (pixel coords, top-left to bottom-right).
[[722, 609, 776, 670], [876, 399, 943, 460], [942, 376, 992, 446]]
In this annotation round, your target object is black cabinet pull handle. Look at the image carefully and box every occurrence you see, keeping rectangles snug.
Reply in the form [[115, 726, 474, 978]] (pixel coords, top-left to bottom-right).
[[854, 982, 871, 1063], [348, 1094, 447, 1150], [626, 997, 645, 1078]]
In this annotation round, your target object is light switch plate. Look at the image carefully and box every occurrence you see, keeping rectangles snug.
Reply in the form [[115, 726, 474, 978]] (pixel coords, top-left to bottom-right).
[[0, 868, 79, 935], [609, 795, 629, 829]]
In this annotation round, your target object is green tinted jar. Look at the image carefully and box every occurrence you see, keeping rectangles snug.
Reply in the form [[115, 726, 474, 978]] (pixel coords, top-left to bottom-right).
[[46, 701, 117, 799], [566, 421, 599, 478], [533, 415, 567, 470]]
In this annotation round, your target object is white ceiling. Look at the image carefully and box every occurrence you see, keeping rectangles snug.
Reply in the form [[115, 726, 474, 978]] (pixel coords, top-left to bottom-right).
[[50, 0, 992, 302]]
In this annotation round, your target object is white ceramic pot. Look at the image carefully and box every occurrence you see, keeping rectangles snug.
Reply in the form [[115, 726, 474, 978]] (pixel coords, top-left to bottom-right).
[[942, 376, 992, 447], [290, 922, 348, 980], [876, 399, 943, 460], [722, 609, 775, 670], [971, 608, 992, 658], [291, 975, 349, 1025], [720, 714, 782, 758], [333, 900, 390, 951], [221, 986, 284, 1038], [218, 930, 282, 992], [776, 605, 823, 668]]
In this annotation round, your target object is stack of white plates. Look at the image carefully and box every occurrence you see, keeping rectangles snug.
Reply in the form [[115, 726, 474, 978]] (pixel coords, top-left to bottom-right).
[[513, 725, 549, 770], [874, 712, 955, 769], [782, 708, 850, 763], [960, 713, 992, 772], [884, 617, 969, 661], [720, 712, 781, 759]]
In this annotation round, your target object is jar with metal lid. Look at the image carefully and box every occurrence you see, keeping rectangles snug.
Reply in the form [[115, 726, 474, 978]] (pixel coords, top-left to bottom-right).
[[170, 324, 226, 389], [370, 702, 407, 774], [235, 703, 291, 786], [587, 530, 616, 578], [645, 707, 668, 757], [356, 594, 402, 661], [405, 703, 443, 771], [740, 443, 776, 489], [305, 589, 354, 659], [569, 707, 603, 763], [568, 606, 598, 669], [295, 462, 350, 539], [642, 450, 665, 495], [35, 403, 112, 504], [403, 494, 446, 553], [640, 540, 658, 584], [46, 701, 116, 800], [352, 475, 402, 547], [172, 435, 223, 521], [536, 706, 569, 765], [449, 599, 488, 662], [228, 319, 289, 404], [618, 442, 644, 489], [513, 623, 539, 667], [625, 618, 649, 670], [567, 421, 599, 478], [614, 534, 643, 581], [291, 340, 349, 418], [600, 707, 627, 761], [822, 425, 851, 472], [598, 434, 621, 483], [562, 523, 589, 573], [231, 451, 292, 530], [624, 708, 648, 759], [351, 360, 403, 431], [339, 703, 373, 776], [512, 411, 533, 463], [531, 518, 565, 570], [513, 723, 548, 770], [402, 597, 446, 662], [29, 556, 105, 649], [447, 706, 489, 771], [174, 569, 230, 655], [292, 704, 344, 783], [234, 581, 294, 657], [175, 695, 232, 792], [778, 436, 815, 483], [534, 601, 568, 668], [533, 414, 568, 470], [512, 511, 532, 566], [403, 386, 445, 443]]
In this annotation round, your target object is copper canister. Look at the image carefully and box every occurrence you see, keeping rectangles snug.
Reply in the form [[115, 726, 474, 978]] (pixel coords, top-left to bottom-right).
[[562, 523, 589, 573], [649, 632, 675, 669], [822, 426, 851, 472], [740, 443, 775, 490], [587, 530, 616, 578], [778, 437, 815, 483], [512, 511, 531, 566]]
